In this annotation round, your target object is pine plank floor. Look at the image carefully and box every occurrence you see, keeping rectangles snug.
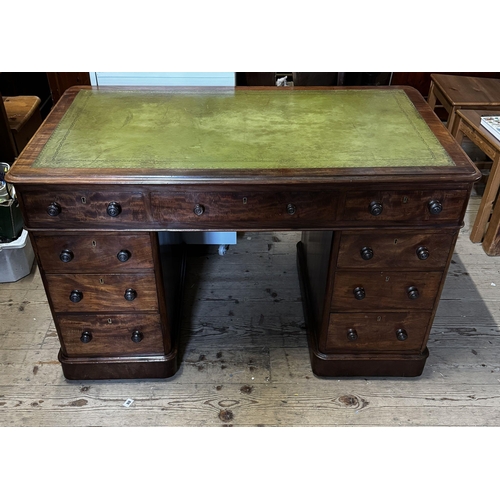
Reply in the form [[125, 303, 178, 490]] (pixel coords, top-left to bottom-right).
[[1, 191, 500, 427]]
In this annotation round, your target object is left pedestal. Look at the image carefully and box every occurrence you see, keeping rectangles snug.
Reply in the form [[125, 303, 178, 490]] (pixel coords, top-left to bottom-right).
[[31, 230, 184, 380]]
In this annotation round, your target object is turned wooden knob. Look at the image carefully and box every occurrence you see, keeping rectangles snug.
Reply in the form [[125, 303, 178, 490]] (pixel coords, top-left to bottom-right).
[[80, 330, 92, 343], [369, 201, 383, 216], [59, 249, 74, 263], [428, 200, 442, 215], [107, 201, 122, 217], [396, 328, 408, 341], [131, 330, 144, 343], [360, 246, 374, 260], [193, 204, 205, 216], [117, 249, 131, 262], [69, 290, 83, 303], [416, 246, 429, 260], [124, 288, 137, 301], [47, 201, 61, 217], [347, 328, 358, 341]]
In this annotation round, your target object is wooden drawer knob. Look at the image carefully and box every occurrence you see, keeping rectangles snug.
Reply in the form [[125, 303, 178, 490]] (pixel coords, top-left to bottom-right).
[[428, 200, 442, 215], [47, 201, 61, 217], [369, 201, 383, 216], [131, 330, 144, 343], [396, 328, 408, 341], [360, 246, 374, 260], [59, 249, 74, 263], [193, 204, 205, 216], [416, 246, 430, 260], [69, 290, 83, 303], [117, 249, 131, 262], [107, 201, 122, 217], [124, 288, 137, 301], [80, 330, 92, 343], [347, 328, 358, 341]]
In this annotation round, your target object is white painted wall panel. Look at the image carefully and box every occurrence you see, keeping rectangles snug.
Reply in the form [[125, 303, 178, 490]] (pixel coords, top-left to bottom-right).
[[90, 72, 235, 87]]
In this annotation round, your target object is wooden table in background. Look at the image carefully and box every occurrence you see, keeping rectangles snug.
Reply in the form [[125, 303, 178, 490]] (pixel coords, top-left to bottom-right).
[[428, 74, 500, 135], [454, 109, 500, 254]]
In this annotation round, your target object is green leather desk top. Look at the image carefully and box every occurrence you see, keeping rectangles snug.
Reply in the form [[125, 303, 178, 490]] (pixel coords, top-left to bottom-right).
[[32, 88, 454, 170]]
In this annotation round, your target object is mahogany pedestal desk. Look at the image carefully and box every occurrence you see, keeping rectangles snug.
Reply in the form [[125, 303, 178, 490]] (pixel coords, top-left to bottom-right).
[[454, 109, 500, 254], [427, 74, 500, 136], [5, 86, 480, 380]]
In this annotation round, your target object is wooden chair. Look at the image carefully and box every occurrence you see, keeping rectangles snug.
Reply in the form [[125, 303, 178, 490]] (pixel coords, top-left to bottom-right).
[[2, 95, 42, 155], [0, 92, 16, 164]]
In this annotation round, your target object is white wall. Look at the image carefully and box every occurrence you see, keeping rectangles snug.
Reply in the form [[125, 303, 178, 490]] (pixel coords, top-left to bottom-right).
[[89, 72, 235, 87]]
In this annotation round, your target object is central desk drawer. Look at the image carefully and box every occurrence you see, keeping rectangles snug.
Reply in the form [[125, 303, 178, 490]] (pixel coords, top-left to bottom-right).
[[34, 233, 155, 274], [58, 313, 165, 357], [331, 271, 442, 311], [150, 189, 339, 229], [46, 273, 159, 313]]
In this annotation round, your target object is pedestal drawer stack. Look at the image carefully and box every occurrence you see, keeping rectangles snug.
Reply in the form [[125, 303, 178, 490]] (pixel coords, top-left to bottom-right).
[[325, 229, 458, 355], [31, 231, 176, 379], [300, 187, 467, 377]]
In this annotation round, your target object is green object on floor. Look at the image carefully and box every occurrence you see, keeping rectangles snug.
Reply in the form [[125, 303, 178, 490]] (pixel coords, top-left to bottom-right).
[[0, 198, 24, 243]]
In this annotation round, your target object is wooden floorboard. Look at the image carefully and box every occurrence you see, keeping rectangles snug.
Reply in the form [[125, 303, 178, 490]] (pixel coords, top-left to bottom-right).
[[2, 193, 500, 427]]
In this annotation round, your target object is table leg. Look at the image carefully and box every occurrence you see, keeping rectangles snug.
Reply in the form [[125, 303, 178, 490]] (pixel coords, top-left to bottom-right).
[[471, 154, 500, 244], [480, 156, 500, 254], [427, 81, 437, 110], [453, 119, 465, 145], [447, 107, 460, 135]]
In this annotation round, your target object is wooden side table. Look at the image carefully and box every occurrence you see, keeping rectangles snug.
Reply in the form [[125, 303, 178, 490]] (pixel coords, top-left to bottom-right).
[[454, 109, 500, 253], [428, 74, 500, 135]]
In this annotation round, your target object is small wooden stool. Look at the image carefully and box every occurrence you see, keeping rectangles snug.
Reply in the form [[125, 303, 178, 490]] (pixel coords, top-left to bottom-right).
[[454, 109, 500, 254], [2, 95, 42, 154], [428, 74, 500, 136]]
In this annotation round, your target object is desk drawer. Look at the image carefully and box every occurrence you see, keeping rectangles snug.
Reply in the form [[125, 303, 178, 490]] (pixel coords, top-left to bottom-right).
[[151, 189, 339, 229], [46, 273, 159, 313], [337, 230, 456, 270], [325, 312, 430, 352], [343, 189, 467, 223], [58, 313, 165, 357], [331, 271, 442, 311], [21, 189, 150, 228], [34, 232, 155, 274]]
